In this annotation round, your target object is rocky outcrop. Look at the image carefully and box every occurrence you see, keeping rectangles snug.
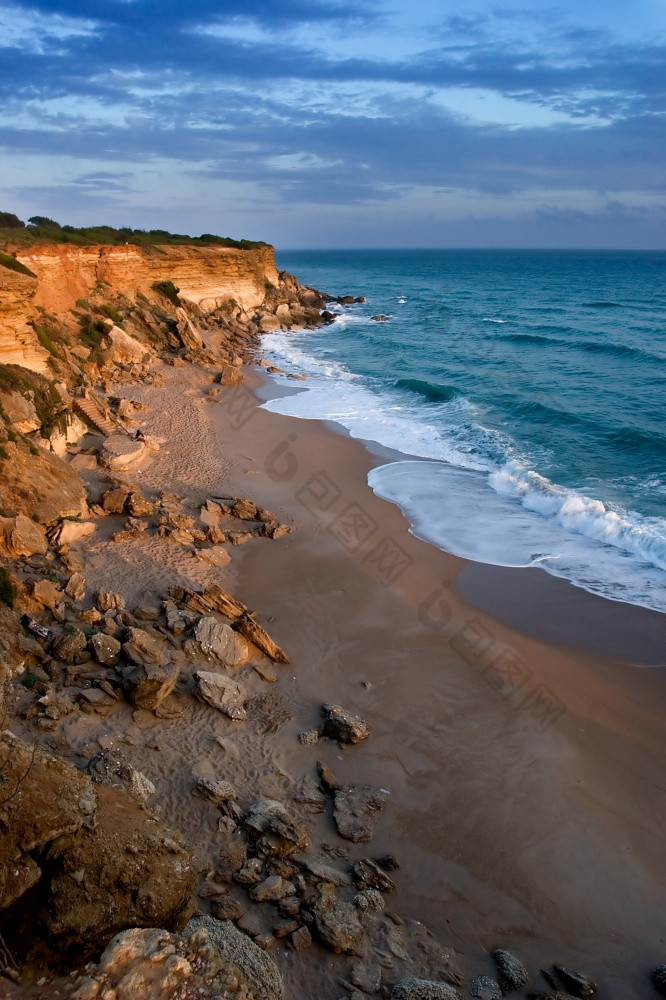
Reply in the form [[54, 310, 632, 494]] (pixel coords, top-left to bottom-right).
[[0, 439, 87, 522]]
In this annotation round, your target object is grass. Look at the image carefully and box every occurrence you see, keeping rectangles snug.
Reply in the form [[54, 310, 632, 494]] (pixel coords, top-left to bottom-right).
[[0, 251, 36, 278], [0, 216, 268, 251], [0, 364, 65, 436], [32, 324, 65, 360], [152, 280, 181, 307]]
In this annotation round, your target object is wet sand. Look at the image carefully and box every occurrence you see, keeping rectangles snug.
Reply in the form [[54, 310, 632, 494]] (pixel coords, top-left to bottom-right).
[[206, 369, 666, 995]]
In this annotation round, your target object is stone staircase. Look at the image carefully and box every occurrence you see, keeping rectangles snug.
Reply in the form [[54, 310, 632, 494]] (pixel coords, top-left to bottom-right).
[[74, 391, 120, 437]]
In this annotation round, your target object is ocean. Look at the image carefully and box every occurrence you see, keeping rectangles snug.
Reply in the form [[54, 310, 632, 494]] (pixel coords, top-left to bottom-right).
[[262, 249, 666, 614]]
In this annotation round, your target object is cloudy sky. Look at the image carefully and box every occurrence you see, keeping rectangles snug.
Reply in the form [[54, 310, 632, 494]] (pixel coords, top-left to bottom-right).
[[1, 0, 665, 247]]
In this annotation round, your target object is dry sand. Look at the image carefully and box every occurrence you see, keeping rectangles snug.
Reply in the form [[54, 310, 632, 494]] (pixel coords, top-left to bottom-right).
[[30, 359, 666, 997]]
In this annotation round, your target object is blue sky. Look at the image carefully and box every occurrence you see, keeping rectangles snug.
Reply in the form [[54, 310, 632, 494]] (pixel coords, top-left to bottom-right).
[[0, 0, 664, 247]]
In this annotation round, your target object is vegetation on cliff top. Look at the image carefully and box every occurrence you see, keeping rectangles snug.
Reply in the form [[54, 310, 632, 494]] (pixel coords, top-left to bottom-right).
[[0, 213, 268, 251]]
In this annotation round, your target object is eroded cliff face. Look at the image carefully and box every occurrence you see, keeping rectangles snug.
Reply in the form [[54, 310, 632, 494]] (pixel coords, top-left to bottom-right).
[[0, 265, 48, 372], [16, 243, 280, 315]]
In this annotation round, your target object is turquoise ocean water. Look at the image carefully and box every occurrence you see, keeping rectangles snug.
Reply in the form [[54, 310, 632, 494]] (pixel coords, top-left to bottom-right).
[[262, 250, 666, 614]]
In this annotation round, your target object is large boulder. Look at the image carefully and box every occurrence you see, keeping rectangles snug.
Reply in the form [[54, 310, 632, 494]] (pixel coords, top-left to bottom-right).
[[106, 325, 151, 365], [0, 390, 40, 433], [0, 732, 96, 910], [122, 659, 180, 711], [193, 617, 249, 667], [0, 514, 47, 557], [0, 440, 87, 523], [100, 434, 153, 471], [52, 519, 96, 546], [185, 916, 285, 1000]]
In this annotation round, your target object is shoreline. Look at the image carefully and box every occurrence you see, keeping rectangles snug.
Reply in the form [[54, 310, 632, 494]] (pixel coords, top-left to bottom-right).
[[207, 366, 666, 992], [3, 348, 666, 997]]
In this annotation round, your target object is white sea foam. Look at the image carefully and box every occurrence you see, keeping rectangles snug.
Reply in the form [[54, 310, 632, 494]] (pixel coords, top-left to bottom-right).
[[259, 331, 666, 614]]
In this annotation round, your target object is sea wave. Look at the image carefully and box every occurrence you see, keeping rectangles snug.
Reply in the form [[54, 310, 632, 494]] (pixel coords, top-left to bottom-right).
[[394, 377, 461, 404]]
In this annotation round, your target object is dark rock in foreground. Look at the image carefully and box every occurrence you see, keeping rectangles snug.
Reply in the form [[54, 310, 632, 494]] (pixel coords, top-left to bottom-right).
[[492, 949, 529, 992]]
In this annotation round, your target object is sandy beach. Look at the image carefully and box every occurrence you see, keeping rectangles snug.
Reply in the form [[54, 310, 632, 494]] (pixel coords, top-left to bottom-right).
[[10, 351, 661, 998]]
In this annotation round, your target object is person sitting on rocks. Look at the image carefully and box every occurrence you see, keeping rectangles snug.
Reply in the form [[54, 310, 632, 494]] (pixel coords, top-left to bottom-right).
[[134, 428, 145, 441]]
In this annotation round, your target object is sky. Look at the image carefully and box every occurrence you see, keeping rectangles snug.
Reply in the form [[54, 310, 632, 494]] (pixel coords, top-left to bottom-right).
[[0, 0, 665, 248]]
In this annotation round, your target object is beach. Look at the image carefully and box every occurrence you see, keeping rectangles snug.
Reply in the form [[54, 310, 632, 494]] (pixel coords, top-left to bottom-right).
[[12, 352, 664, 997]]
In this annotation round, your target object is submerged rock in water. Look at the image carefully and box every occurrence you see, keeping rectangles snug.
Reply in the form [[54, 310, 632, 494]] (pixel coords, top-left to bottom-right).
[[492, 949, 529, 992], [321, 703, 369, 744], [553, 965, 598, 998], [333, 785, 386, 842]]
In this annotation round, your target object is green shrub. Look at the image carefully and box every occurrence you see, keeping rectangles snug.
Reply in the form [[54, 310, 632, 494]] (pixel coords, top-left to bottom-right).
[[6, 429, 16, 443], [21, 672, 39, 689], [0, 252, 36, 278], [93, 303, 123, 325], [0, 211, 24, 229], [78, 314, 109, 349], [0, 567, 17, 607], [33, 324, 65, 360], [0, 446, 8, 460], [151, 280, 181, 307]]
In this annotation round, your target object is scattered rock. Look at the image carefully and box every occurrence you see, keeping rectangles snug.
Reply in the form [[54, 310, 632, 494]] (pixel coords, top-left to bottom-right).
[[31, 578, 62, 609], [194, 670, 248, 720], [492, 949, 529, 993], [96, 589, 125, 612], [121, 625, 165, 665], [196, 545, 232, 567], [126, 490, 154, 518], [65, 571, 86, 601], [250, 875, 295, 902], [88, 749, 156, 805], [553, 965, 598, 998], [90, 632, 121, 665], [54, 520, 96, 546], [290, 925, 312, 950], [372, 314, 389, 322], [51, 629, 88, 665], [322, 703, 369, 744], [354, 888, 385, 911], [101, 487, 131, 514], [122, 658, 180, 712], [351, 858, 396, 892], [470, 976, 502, 1000], [299, 729, 320, 745], [292, 854, 350, 887], [317, 760, 338, 793], [193, 777, 237, 805], [334, 785, 386, 843], [313, 884, 363, 954], [194, 616, 249, 667], [391, 979, 460, 1000]]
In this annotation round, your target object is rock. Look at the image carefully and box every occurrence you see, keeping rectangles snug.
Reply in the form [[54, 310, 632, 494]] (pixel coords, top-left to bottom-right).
[[352, 961, 382, 993], [372, 314, 389, 322], [122, 625, 164, 665], [334, 785, 386, 843], [217, 838, 248, 882], [163, 600, 189, 634], [106, 325, 151, 364], [0, 732, 96, 910], [0, 514, 47, 557], [231, 498, 259, 520], [194, 670, 247, 720], [351, 858, 396, 892], [244, 799, 309, 857], [42, 783, 198, 962], [262, 522, 291, 540], [313, 885, 363, 954], [293, 854, 350, 887], [54, 520, 96, 546], [290, 925, 312, 950], [185, 915, 285, 1000], [123, 659, 180, 711], [193, 777, 237, 805], [250, 875, 295, 902], [235, 858, 264, 885], [195, 545, 231, 567], [317, 760, 338, 793], [194, 616, 249, 667], [31, 578, 62, 609], [90, 632, 121, 665], [65, 571, 86, 601], [101, 487, 131, 514], [652, 967, 666, 996], [552, 966, 598, 998], [211, 896, 244, 922], [88, 749, 156, 805], [126, 490, 154, 518], [51, 629, 88, 664], [298, 729, 319, 745], [0, 390, 40, 433], [492, 950, 529, 993], [391, 979, 460, 1000], [100, 434, 153, 471], [0, 439, 87, 523], [96, 589, 125, 612], [321, 703, 369, 744], [470, 976, 502, 1000], [354, 889, 385, 911]]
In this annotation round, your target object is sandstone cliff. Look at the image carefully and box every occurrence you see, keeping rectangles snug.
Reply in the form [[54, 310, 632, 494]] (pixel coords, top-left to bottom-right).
[[16, 243, 280, 316], [0, 265, 48, 372]]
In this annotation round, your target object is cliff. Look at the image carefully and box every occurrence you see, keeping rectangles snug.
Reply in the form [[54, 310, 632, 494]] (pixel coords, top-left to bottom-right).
[[0, 264, 48, 372], [16, 243, 280, 316]]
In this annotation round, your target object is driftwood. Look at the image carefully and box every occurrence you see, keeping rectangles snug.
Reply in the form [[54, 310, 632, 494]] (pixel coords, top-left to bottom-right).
[[183, 586, 289, 664]]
